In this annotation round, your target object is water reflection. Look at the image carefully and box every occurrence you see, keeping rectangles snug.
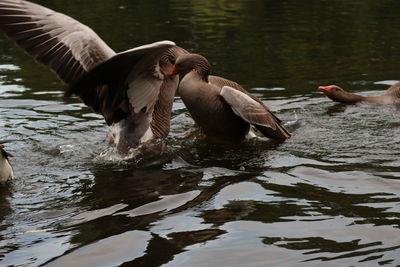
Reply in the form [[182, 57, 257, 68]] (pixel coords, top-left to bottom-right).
[[43, 160, 258, 266]]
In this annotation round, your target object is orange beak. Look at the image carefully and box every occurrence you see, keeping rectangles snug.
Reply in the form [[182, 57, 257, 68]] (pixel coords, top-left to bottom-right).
[[318, 86, 333, 93], [170, 66, 180, 76]]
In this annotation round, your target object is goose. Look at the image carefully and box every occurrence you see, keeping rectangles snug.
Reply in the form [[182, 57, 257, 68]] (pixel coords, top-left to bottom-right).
[[318, 82, 400, 104], [0, 0, 187, 155], [0, 141, 14, 183], [170, 53, 291, 141]]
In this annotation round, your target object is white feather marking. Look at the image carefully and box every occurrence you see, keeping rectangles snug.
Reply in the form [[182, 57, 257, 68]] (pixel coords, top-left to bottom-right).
[[109, 122, 122, 146], [117, 40, 176, 56], [140, 127, 154, 143], [126, 72, 163, 114], [0, 156, 13, 183], [246, 130, 257, 139], [220, 86, 260, 106]]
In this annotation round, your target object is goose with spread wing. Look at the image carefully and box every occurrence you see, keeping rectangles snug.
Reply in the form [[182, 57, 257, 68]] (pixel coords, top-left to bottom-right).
[[0, 0, 187, 155], [170, 53, 291, 141]]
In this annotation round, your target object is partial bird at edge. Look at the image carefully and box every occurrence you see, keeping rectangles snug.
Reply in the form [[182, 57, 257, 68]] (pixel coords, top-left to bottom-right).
[[318, 82, 400, 105]]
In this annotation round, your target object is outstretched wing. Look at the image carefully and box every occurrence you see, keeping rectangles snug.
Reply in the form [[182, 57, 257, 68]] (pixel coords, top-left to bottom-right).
[[65, 41, 179, 125], [220, 86, 290, 140], [0, 0, 115, 85]]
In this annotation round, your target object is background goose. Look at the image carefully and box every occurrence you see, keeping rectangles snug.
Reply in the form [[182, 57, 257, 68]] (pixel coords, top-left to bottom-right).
[[0, 0, 187, 155], [170, 53, 291, 141], [319, 82, 400, 104], [0, 141, 14, 183]]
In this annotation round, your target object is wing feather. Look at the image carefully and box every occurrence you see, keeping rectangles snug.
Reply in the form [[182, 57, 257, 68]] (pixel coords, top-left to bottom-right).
[[0, 0, 115, 84], [127, 74, 163, 114], [65, 41, 179, 125], [220, 86, 290, 139]]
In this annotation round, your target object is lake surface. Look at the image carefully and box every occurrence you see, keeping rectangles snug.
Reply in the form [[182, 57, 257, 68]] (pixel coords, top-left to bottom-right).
[[1, 0, 400, 266]]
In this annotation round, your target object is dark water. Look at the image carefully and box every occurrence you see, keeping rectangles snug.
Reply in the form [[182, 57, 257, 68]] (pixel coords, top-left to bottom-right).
[[1, 0, 400, 266]]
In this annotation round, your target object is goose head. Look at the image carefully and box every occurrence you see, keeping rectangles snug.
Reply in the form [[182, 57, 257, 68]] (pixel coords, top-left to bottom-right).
[[318, 85, 363, 104], [170, 53, 211, 80]]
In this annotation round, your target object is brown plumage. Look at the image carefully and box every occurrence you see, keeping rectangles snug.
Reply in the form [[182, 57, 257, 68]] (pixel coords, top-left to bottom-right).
[[318, 82, 400, 104], [0, 0, 188, 155], [170, 54, 291, 141]]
